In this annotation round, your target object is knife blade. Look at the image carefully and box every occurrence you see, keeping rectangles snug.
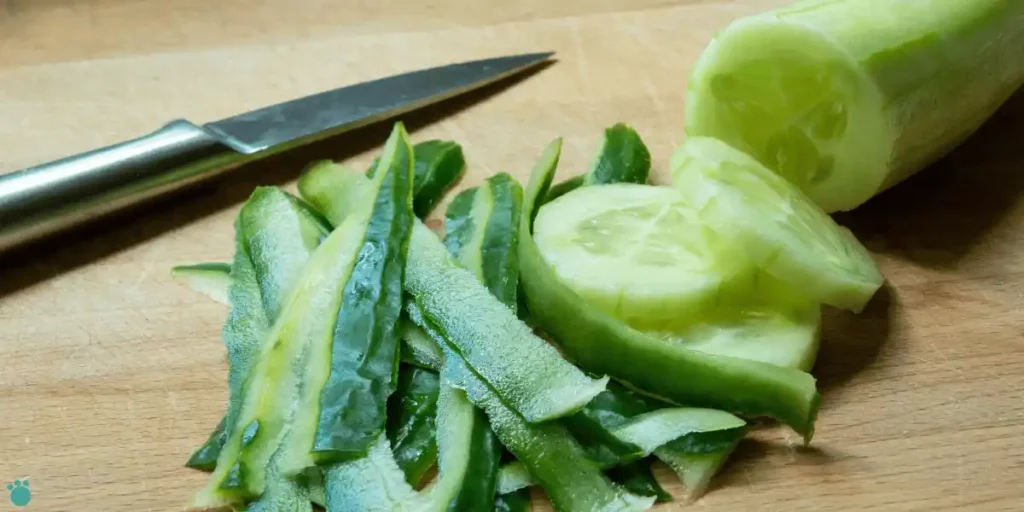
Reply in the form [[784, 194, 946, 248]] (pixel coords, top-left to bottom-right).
[[0, 52, 553, 253]]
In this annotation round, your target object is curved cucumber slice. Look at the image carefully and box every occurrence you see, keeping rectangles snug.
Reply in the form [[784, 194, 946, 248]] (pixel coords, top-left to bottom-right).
[[534, 184, 743, 332], [521, 139, 820, 439], [671, 136, 883, 312], [685, 0, 1024, 212]]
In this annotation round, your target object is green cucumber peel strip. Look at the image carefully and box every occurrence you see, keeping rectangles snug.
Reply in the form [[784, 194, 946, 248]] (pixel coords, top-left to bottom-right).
[[311, 122, 415, 462], [440, 339, 655, 512], [607, 460, 672, 503], [495, 488, 532, 512], [369, 139, 466, 218], [301, 163, 607, 423], [400, 316, 445, 372], [386, 365, 441, 488], [171, 263, 232, 306], [188, 187, 326, 509], [518, 138, 820, 439], [440, 173, 524, 511], [323, 369, 497, 511], [444, 172, 524, 310], [170, 269, 446, 377], [583, 122, 652, 186], [541, 122, 652, 205]]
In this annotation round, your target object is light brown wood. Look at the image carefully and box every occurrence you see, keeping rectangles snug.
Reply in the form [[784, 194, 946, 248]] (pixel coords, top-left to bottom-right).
[[1, 1, 1022, 510]]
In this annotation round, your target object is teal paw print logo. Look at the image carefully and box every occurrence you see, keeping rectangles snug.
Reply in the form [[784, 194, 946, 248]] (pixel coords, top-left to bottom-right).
[[6, 480, 30, 507]]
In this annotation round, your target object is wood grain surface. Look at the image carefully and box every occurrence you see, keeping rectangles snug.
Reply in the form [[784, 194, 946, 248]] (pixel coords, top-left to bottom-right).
[[1, 1, 1022, 510]]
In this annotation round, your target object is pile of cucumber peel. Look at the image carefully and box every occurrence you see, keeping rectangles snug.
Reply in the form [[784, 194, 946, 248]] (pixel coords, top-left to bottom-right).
[[173, 1, 1024, 509]]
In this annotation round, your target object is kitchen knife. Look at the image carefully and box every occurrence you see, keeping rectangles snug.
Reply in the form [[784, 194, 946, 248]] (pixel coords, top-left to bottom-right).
[[0, 52, 553, 253]]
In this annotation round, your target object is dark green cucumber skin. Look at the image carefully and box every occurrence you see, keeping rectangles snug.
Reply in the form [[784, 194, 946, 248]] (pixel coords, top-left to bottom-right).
[[411, 140, 466, 218], [562, 382, 663, 468], [495, 489, 532, 512], [442, 187, 478, 258], [186, 416, 228, 470], [583, 123, 652, 187], [561, 411, 642, 468], [607, 459, 671, 503], [446, 408, 502, 512], [313, 126, 416, 461], [386, 365, 441, 488], [440, 339, 632, 512], [519, 138, 821, 439], [370, 139, 466, 218], [542, 175, 584, 204], [477, 173, 523, 311], [442, 174, 521, 511], [174, 262, 233, 274]]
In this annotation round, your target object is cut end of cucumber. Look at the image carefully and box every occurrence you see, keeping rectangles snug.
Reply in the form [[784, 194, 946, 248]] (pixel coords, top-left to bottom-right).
[[534, 183, 744, 332], [671, 136, 884, 313], [685, 15, 892, 212]]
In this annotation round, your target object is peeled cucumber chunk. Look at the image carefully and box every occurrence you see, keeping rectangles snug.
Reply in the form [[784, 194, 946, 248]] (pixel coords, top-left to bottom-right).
[[685, 0, 1024, 212], [671, 136, 883, 313]]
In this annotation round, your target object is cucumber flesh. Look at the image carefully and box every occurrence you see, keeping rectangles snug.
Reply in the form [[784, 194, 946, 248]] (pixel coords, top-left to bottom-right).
[[534, 183, 745, 332], [685, 0, 1024, 212], [671, 136, 883, 312], [171, 263, 231, 306]]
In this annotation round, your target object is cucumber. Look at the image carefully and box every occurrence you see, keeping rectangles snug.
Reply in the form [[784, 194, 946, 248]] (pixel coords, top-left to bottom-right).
[[303, 164, 606, 424], [441, 342, 655, 512], [496, 462, 533, 495], [323, 433, 421, 511], [171, 263, 232, 306], [444, 173, 523, 309], [189, 188, 327, 509], [399, 316, 445, 372], [519, 138, 820, 439], [543, 122, 651, 204], [369, 139, 466, 218], [653, 428, 746, 503], [440, 175, 522, 511], [495, 488, 532, 512], [386, 366, 441, 488], [311, 122, 414, 463], [323, 370, 499, 511], [583, 123, 652, 187], [670, 136, 883, 312], [607, 460, 672, 503], [685, 0, 1024, 212], [533, 183, 743, 332], [610, 408, 744, 456]]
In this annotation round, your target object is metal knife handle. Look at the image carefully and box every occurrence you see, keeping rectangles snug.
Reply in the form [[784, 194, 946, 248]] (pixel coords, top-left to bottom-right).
[[0, 119, 237, 253]]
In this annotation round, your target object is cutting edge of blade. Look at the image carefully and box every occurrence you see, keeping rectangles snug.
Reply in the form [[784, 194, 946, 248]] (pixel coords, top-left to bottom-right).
[[204, 51, 556, 154]]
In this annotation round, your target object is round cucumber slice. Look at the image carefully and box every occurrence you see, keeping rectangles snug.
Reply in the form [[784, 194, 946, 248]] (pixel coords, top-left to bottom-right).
[[533, 183, 746, 332], [671, 136, 883, 313]]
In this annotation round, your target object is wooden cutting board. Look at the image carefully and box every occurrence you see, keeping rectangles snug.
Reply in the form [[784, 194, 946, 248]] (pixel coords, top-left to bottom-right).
[[1, 1, 1022, 510]]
